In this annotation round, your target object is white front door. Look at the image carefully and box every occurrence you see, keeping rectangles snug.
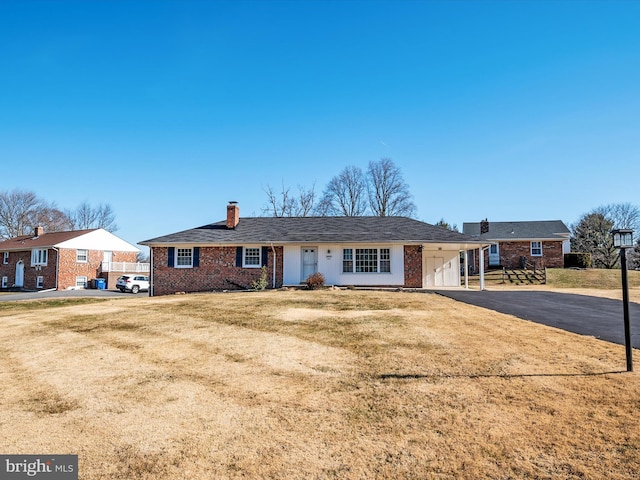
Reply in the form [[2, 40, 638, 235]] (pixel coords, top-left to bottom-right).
[[302, 247, 318, 281], [103, 251, 112, 271], [489, 243, 500, 266], [15, 261, 24, 287], [425, 257, 444, 287]]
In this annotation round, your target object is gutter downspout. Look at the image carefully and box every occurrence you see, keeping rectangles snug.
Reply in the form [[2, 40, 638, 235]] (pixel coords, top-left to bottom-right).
[[270, 243, 277, 289], [149, 247, 154, 297], [52, 246, 59, 291]]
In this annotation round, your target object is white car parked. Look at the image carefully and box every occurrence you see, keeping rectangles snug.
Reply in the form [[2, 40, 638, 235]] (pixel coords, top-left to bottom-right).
[[116, 275, 150, 294]]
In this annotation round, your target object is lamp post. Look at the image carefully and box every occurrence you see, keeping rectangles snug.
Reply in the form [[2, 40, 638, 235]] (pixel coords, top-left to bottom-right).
[[612, 229, 634, 372]]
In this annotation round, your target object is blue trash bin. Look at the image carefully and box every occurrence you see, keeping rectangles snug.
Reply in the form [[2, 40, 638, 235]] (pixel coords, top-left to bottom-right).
[[95, 278, 106, 290]]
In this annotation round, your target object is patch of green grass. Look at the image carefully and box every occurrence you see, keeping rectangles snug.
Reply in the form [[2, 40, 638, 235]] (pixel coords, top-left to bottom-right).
[[0, 298, 109, 313], [47, 313, 142, 333], [546, 268, 640, 289]]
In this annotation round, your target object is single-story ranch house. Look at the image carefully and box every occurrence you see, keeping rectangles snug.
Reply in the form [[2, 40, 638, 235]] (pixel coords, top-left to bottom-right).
[[140, 202, 487, 296], [463, 219, 571, 271]]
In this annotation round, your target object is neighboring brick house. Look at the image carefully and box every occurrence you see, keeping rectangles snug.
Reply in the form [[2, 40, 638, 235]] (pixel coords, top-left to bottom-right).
[[0, 227, 141, 291], [463, 219, 571, 271], [140, 202, 484, 296]]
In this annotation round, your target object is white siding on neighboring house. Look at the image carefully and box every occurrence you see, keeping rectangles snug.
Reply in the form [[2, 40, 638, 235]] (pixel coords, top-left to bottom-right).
[[56, 228, 140, 252]]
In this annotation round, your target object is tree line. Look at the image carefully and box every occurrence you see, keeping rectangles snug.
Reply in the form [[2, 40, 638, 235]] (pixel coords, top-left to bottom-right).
[[262, 158, 416, 218], [0, 189, 118, 240]]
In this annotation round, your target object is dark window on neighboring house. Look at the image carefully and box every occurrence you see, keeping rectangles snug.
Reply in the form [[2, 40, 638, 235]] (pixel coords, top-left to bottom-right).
[[31, 249, 48, 266], [531, 241, 542, 256]]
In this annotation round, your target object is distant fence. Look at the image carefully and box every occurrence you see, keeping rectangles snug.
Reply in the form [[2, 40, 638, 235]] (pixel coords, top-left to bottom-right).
[[102, 262, 150, 273]]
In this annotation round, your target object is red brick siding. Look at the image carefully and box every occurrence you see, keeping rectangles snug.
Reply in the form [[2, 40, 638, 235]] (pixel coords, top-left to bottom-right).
[[151, 246, 284, 296], [474, 240, 564, 270], [403, 245, 422, 288], [0, 250, 57, 290], [57, 249, 137, 289]]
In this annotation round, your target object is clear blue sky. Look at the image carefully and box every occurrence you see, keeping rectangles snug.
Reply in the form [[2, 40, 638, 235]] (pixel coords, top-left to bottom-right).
[[2, 0, 639, 248]]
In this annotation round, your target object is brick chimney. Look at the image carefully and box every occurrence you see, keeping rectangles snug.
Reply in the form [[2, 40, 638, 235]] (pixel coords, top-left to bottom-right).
[[34, 225, 44, 237], [480, 218, 489, 235], [226, 201, 239, 229]]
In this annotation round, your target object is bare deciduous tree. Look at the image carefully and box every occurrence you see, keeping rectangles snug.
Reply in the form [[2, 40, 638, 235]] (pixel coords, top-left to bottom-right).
[[593, 203, 640, 232], [37, 205, 74, 233], [66, 202, 118, 232], [0, 189, 71, 239], [317, 166, 368, 216], [296, 183, 316, 217], [366, 158, 416, 217], [262, 182, 317, 217]]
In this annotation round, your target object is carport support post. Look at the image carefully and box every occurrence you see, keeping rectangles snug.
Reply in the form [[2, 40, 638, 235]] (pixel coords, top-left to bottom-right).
[[464, 250, 469, 289], [479, 247, 485, 291], [620, 248, 633, 372]]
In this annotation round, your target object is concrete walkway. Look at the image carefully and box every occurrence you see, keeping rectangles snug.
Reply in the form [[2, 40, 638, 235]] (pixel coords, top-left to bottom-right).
[[435, 290, 640, 348]]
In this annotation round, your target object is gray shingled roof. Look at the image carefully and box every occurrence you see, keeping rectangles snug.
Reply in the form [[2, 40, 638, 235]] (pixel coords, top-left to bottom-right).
[[462, 220, 570, 241], [141, 216, 480, 245]]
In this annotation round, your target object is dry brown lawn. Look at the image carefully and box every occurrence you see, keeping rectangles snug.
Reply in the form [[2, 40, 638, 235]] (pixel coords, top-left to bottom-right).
[[1, 290, 639, 479]]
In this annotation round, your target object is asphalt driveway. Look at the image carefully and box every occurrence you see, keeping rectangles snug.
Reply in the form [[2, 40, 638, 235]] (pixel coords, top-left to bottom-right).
[[435, 290, 640, 349], [0, 289, 137, 301]]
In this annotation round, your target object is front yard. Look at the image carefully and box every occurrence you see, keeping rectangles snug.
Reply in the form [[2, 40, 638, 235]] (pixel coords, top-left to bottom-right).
[[0, 290, 638, 479]]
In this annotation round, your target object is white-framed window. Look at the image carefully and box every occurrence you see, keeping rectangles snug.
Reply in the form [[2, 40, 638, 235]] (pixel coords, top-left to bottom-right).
[[531, 241, 542, 256], [380, 248, 391, 273], [76, 249, 88, 262], [1, 276, 7, 288], [342, 248, 391, 273], [36, 276, 44, 288], [175, 248, 193, 268], [243, 247, 261, 268], [2, 252, 8, 264], [343, 248, 353, 273], [31, 249, 48, 266], [76, 276, 88, 288]]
